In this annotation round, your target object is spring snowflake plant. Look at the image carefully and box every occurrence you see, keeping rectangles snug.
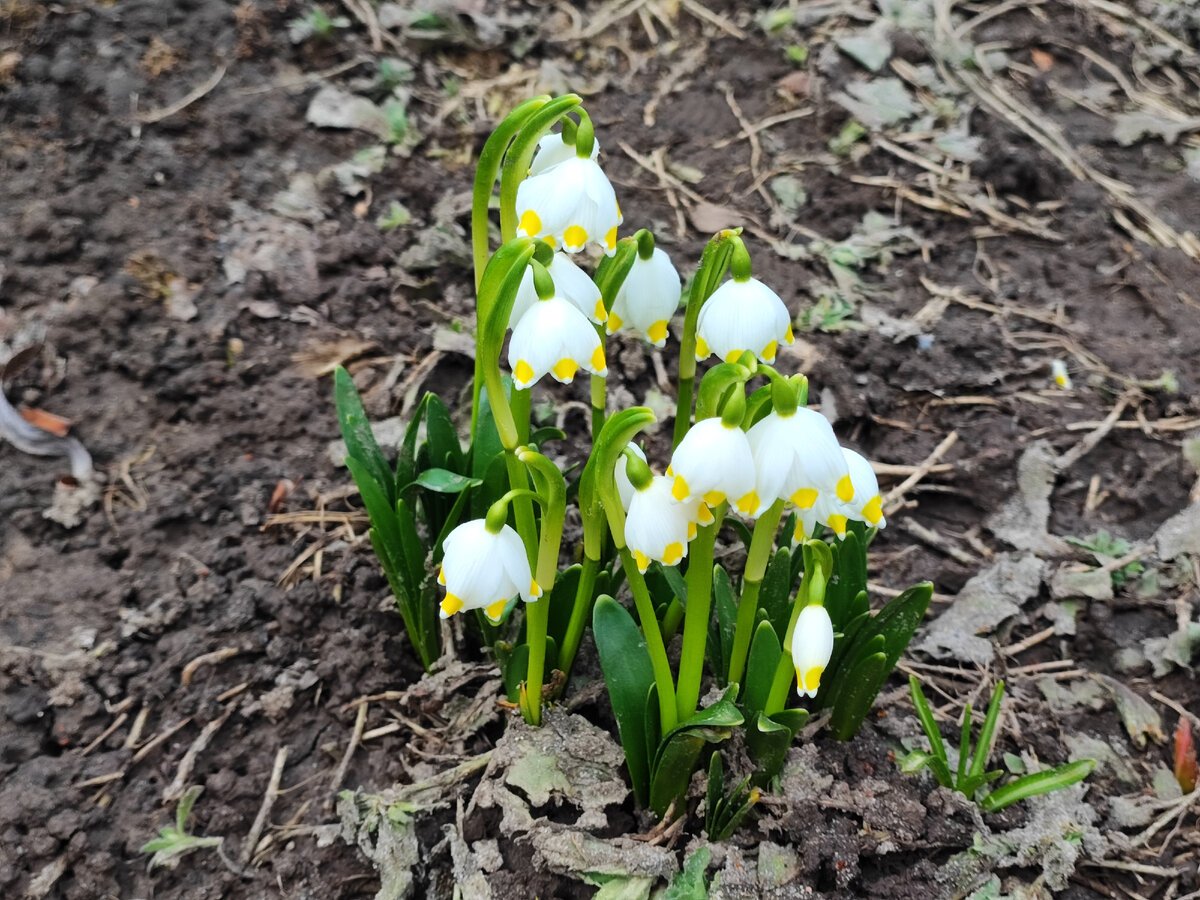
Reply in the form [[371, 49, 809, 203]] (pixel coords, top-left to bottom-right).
[[335, 94, 934, 827]]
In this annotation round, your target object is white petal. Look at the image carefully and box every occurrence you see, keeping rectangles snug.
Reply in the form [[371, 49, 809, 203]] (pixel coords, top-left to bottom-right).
[[610, 247, 681, 344], [508, 296, 606, 389], [696, 278, 791, 363], [516, 157, 621, 255], [529, 132, 600, 177], [669, 418, 755, 505], [625, 476, 691, 567], [507, 264, 539, 331], [791, 605, 834, 698], [547, 252, 604, 323], [615, 443, 647, 511]]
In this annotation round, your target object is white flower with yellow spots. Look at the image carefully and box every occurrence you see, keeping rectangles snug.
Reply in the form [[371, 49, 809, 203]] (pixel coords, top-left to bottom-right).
[[515, 156, 622, 255], [695, 277, 794, 363], [828, 448, 886, 538], [626, 475, 713, 573], [437, 519, 541, 624], [528, 131, 599, 177], [607, 247, 681, 346], [739, 408, 852, 518], [667, 417, 756, 512], [791, 604, 834, 699], [508, 295, 608, 390], [509, 252, 606, 329]]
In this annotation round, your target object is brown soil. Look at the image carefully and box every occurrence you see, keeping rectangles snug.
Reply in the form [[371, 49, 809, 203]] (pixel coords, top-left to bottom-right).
[[3, 1, 1199, 898]]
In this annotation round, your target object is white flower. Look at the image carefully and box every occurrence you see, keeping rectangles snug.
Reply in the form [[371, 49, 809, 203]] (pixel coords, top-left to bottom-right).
[[625, 475, 713, 573], [608, 247, 681, 346], [509, 252, 606, 329], [695, 277, 793, 363], [528, 131, 599, 177], [438, 520, 541, 623], [1051, 359, 1072, 390], [827, 448, 886, 538], [516, 156, 622, 255], [740, 408, 852, 518], [667, 417, 756, 511], [791, 604, 834, 698], [508, 295, 607, 390], [615, 443, 647, 511]]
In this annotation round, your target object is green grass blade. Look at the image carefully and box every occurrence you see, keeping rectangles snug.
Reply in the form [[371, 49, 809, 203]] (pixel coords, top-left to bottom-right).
[[980, 759, 1096, 813]]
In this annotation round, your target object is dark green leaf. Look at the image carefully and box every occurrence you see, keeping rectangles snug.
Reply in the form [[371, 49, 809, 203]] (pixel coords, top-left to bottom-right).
[[546, 565, 582, 649], [335, 367, 396, 508], [759, 546, 794, 641], [969, 680, 1005, 783], [397, 392, 432, 497], [829, 651, 888, 741], [410, 468, 483, 494], [593, 596, 656, 806], [743, 621, 781, 720], [529, 425, 566, 447], [711, 565, 738, 683], [424, 393, 465, 473], [650, 699, 744, 816], [346, 458, 406, 578]]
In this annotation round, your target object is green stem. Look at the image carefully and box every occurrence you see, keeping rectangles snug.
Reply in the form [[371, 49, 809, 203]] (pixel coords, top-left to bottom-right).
[[620, 547, 678, 734], [522, 596, 551, 726], [590, 372, 606, 442], [557, 554, 600, 683], [727, 499, 785, 687], [503, 451, 536, 565], [511, 386, 531, 444], [676, 518, 719, 722]]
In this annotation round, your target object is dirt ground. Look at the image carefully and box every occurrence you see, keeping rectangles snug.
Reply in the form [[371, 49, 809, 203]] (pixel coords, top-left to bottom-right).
[[3, 1, 1200, 898]]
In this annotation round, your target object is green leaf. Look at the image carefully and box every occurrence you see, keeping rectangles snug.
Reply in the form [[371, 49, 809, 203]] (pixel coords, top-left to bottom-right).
[[909, 676, 949, 767], [828, 650, 888, 741], [650, 699, 744, 816], [664, 846, 711, 900], [696, 363, 751, 421], [503, 638, 559, 702], [424, 393, 465, 473], [708, 565, 738, 683], [529, 425, 566, 447], [979, 760, 1096, 813], [593, 596, 656, 806], [347, 458, 406, 577], [758, 547, 794, 641], [409, 468, 483, 494], [746, 709, 807, 785], [546, 565, 582, 649], [397, 393, 431, 496], [743, 621, 781, 719], [969, 681, 1005, 784], [335, 367, 396, 508], [176, 785, 203, 831], [875, 582, 933, 674]]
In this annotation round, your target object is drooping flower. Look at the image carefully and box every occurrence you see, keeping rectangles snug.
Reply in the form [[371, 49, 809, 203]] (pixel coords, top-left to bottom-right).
[[508, 295, 608, 390], [615, 443, 648, 511], [740, 408, 852, 518], [438, 519, 541, 623], [667, 417, 756, 511], [695, 277, 794, 363], [509, 252, 606, 329], [516, 155, 622, 255], [625, 475, 713, 573], [825, 447, 886, 538], [791, 604, 834, 699], [607, 246, 681, 346], [528, 131, 600, 177]]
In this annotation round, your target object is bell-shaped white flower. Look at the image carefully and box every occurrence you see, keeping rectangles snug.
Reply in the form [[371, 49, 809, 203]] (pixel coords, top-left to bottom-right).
[[516, 155, 622, 255], [508, 295, 608, 390], [741, 408, 852, 518], [695, 277, 794, 363], [528, 131, 600, 177], [608, 247, 681, 346], [438, 520, 541, 623], [509, 252, 606, 329], [625, 475, 713, 573], [667, 417, 756, 511], [615, 443, 647, 511], [821, 447, 886, 538], [791, 604, 834, 698]]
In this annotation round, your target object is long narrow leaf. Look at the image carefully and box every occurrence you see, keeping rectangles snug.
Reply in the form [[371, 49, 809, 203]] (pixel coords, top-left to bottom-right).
[[335, 367, 396, 508], [969, 681, 1006, 783], [593, 596, 656, 806], [980, 760, 1096, 813]]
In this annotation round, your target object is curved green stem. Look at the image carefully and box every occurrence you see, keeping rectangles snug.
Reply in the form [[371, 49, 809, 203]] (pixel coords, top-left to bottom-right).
[[727, 499, 785, 687], [676, 514, 721, 721], [499, 95, 582, 241], [557, 554, 600, 684], [590, 371, 607, 443], [619, 547, 678, 734]]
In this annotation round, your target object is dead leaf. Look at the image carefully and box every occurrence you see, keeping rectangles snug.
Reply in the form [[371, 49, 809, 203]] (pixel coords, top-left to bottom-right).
[[291, 338, 379, 378], [18, 407, 71, 437], [267, 479, 297, 515], [1030, 48, 1054, 72], [141, 36, 180, 78], [688, 201, 743, 234], [776, 70, 810, 98]]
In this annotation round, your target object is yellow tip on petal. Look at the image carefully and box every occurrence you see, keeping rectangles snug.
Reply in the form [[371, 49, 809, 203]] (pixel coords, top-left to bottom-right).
[[735, 490, 760, 515], [590, 345, 606, 372], [514, 359, 535, 386], [703, 490, 725, 506], [671, 474, 690, 502], [724, 349, 743, 365], [863, 495, 883, 525], [594, 299, 608, 323], [518, 210, 542, 237], [530, 578, 542, 598], [485, 598, 507, 622], [662, 542, 684, 566], [836, 474, 855, 503], [647, 320, 668, 344], [803, 665, 824, 692], [793, 521, 806, 542], [606, 311, 623, 334], [440, 593, 464, 617], [552, 358, 579, 381], [634, 550, 650, 573], [437, 566, 446, 585], [697, 502, 714, 525], [543, 234, 556, 248], [564, 224, 588, 250], [605, 226, 618, 250], [695, 336, 710, 360], [785, 324, 794, 344], [827, 513, 848, 537], [761, 340, 778, 362], [687, 521, 697, 540], [790, 487, 818, 510]]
